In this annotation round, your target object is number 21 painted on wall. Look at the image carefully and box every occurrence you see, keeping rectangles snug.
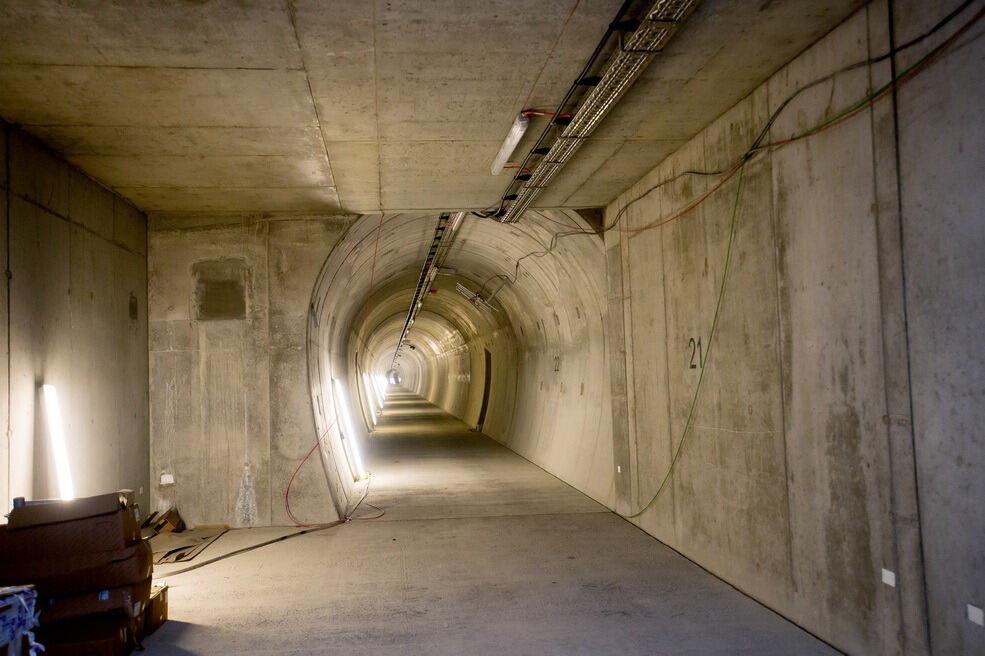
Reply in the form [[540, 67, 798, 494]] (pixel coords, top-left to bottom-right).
[[688, 337, 703, 369]]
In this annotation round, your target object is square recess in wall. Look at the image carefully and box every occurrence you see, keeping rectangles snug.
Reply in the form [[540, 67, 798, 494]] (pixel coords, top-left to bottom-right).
[[193, 258, 249, 320]]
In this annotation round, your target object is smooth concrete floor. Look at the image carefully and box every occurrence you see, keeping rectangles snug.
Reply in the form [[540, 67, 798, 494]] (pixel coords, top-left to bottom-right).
[[144, 391, 838, 655]]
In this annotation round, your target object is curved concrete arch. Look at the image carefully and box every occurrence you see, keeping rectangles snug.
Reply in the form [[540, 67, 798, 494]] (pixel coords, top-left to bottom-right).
[[307, 209, 614, 515]]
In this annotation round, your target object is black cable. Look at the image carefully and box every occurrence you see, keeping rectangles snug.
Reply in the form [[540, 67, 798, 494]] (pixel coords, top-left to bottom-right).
[[747, 0, 977, 155], [481, 0, 983, 291], [160, 2, 983, 578], [489, 0, 636, 218], [152, 523, 343, 577], [157, 478, 380, 577]]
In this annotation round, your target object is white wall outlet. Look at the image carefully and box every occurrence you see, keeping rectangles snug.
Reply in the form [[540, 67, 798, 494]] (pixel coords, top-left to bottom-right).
[[139, 486, 144, 495], [968, 604, 984, 627], [160, 472, 175, 485], [881, 568, 896, 587], [617, 465, 622, 473]]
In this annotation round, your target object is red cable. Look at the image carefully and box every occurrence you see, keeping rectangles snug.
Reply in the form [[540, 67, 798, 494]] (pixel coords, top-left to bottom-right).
[[284, 438, 335, 528], [533, 209, 581, 229], [521, 110, 573, 118], [521, 0, 581, 108], [286, 216, 386, 527], [761, 3, 984, 152], [358, 213, 386, 346], [624, 4, 985, 238], [627, 161, 744, 237]]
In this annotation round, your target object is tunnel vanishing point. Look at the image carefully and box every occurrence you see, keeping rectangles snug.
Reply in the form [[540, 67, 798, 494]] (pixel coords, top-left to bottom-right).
[[0, 1, 983, 654]]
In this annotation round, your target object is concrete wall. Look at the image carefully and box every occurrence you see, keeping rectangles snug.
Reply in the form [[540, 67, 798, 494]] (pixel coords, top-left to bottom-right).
[[468, 214, 614, 509], [603, 1, 983, 654], [302, 209, 615, 519], [0, 120, 149, 517], [148, 215, 352, 527], [352, 211, 615, 511], [893, 1, 985, 653]]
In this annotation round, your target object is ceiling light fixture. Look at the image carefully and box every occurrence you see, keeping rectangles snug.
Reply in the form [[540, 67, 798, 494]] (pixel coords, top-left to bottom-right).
[[497, 0, 701, 223], [391, 211, 466, 368], [490, 113, 530, 175]]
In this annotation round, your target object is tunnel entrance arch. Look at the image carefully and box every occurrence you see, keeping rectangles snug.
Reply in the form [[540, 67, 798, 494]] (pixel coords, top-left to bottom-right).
[[304, 209, 611, 520]]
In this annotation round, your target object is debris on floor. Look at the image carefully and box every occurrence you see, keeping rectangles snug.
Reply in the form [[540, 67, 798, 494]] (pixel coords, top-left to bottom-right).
[[0, 491, 159, 654], [140, 507, 184, 538], [0, 585, 42, 655], [149, 525, 228, 564], [140, 507, 227, 564]]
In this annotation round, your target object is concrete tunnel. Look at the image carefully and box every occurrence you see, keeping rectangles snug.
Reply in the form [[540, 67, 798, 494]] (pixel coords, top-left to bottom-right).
[[308, 209, 612, 516], [0, 0, 983, 654]]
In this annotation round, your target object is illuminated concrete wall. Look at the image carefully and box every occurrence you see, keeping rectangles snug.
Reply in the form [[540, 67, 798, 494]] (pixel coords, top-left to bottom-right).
[[148, 215, 354, 527], [0, 121, 149, 515]]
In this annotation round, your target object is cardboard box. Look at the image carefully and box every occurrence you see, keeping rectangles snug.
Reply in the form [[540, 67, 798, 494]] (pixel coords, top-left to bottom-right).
[[0, 540, 152, 597], [7, 491, 135, 530], [142, 585, 167, 637], [34, 616, 129, 656], [40, 576, 151, 626], [0, 506, 140, 557], [146, 508, 183, 535]]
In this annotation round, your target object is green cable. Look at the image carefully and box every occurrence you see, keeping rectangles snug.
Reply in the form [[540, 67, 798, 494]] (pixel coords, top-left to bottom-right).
[[623, 162, 747, 519], [753, 6, 974, 151], [620, 5, 981, 519]]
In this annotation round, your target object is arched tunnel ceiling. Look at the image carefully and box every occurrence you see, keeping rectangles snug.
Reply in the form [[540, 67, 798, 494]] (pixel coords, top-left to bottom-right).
[[312, 209, 603, 380], [0, 0, 865, 218]]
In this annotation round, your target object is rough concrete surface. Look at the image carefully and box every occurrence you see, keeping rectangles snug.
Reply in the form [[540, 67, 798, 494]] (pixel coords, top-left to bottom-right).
[[0, 1, 863, 215], [144, 392, 837, 655], [149, 215, 354, 527], [0, 2, 981, 655], [894, 1, 985, 652], [305, 208, 615, 520], [0, 120, 149, 513], [596, 2, 985, 653]]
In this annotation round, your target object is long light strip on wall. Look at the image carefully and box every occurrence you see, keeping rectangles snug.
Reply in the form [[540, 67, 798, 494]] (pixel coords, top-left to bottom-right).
[[42, 384, 75, 500], [373, 375, 388, 402], [392, 211, 466, 367], [333, 378, 366, 480], [369, 374, 383, 410], [361, 374, 378, 425]]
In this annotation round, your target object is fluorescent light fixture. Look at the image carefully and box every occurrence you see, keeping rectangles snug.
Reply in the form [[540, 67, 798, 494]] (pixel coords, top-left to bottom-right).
[[449, 211, 466, 234], [490, 112, 530, 175], [363, 372, 380, 410], [371, 374, 385, 407], [333, 378, 366, 479], [373, 375, 387, 402], [362, 373, 379, 422], [42, 384, 74, 500]]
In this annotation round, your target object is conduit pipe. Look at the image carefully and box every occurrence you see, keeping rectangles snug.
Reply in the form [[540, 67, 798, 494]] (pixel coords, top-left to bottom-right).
[[391, 211, 466, 367], [499, 0, 700, 223]]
